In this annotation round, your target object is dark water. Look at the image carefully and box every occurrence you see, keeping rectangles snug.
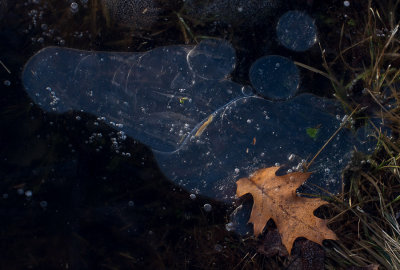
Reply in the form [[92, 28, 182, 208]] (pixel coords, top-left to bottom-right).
[[0, 0, 371, 269]]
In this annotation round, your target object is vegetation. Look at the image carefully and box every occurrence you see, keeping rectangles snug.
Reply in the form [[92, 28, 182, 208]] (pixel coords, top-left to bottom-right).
[[310, 0, 400, 268], [195, 0, 400, 268]]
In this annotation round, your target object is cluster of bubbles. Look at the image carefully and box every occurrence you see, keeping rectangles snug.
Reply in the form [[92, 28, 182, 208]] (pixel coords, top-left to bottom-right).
[[24, 3, 62, 45], [84, 119, 131, 156], [101, 0, 159, 28], [22, 0, 93, 46], [4, 188, 49, 209]]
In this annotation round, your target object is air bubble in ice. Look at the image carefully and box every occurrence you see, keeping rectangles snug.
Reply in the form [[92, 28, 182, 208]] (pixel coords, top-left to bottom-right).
[[203, 203, 212, 212], [70, 2, 79, 13], [225, 222, 234, 231], [40, 200, 48, 208]]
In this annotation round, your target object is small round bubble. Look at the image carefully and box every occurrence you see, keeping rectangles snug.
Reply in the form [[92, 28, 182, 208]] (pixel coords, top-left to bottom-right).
[[3, 80, 11, 86], [25, 190, 33, 197], [70, 2, 79, 13], [40, 201, 48, 208], [128, 200, 134, 207], [189, 194, 196, 200], [203, 203, 212, 212], [225, 222, 234, 231], [214, 244, 223, 252]]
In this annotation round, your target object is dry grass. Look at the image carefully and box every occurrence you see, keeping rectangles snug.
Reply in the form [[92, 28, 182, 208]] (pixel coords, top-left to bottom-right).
[[312, 0, 400, 269]]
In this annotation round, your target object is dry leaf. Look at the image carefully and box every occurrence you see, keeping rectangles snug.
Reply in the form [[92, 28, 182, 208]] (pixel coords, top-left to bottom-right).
[[236, 166, 337, 254]]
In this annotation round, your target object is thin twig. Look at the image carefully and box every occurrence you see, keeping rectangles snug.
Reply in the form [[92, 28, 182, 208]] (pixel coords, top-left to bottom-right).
[[305, 105, 361, 171], [0, 60, 11, 74], [294, 61, 341, 86]]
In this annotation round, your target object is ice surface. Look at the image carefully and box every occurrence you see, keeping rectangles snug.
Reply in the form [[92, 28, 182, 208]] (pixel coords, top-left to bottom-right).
[[276, 10, 317, 52], [23, 39, 364, 202], [23, 40, 242, 152], [249, 55, 299, 100]]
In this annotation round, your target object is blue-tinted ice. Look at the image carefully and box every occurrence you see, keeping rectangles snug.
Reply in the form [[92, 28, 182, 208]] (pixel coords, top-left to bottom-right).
[[250, 55, 300, 99], [23, 39, 366, 202], [276, 11, 317, 52]]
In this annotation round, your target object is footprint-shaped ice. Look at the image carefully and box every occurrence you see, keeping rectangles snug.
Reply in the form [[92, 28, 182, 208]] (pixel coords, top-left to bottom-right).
[[22, 39, 364, 202]]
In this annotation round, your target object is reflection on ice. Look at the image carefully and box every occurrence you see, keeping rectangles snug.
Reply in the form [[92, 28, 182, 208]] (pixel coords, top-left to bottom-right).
[[23, 39, 366, 202]]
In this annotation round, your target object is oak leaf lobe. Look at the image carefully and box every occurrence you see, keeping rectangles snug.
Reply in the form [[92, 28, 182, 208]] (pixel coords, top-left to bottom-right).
[[236, 166, 337, 254]]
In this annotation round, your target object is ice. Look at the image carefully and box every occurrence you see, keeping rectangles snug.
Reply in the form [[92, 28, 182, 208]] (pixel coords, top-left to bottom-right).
[[276, 10, 317, 52], [23, 40, 242, 153], [249, 55, 299, 99], [23, 39, 365, 202]]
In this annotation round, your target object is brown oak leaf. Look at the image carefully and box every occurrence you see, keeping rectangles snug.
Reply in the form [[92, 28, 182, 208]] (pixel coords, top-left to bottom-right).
[[236, 166, 337, 254]]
